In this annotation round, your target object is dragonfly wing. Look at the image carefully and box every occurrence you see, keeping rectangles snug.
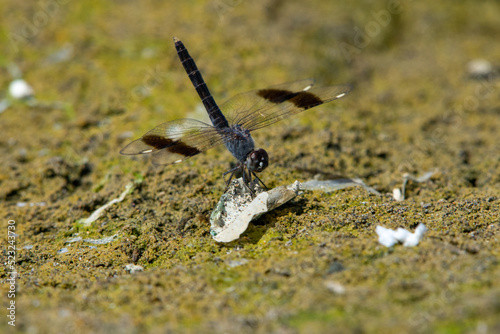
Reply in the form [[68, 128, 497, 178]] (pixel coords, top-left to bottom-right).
[[221, 79, 316, 126], [120, 118, 225, 165], [241, 83, 352, 131]]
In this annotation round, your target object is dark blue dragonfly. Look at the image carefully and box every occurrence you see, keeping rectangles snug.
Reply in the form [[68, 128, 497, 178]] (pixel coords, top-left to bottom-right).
[[121, 37, 351, 189]]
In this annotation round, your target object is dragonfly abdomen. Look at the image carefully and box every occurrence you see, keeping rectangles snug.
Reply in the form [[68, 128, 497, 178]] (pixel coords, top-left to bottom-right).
[[174, 37, 229, 130]]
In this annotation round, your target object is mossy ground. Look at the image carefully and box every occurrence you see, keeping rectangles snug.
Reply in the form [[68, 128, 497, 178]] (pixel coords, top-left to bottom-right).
[[1, 0, 499, 333]]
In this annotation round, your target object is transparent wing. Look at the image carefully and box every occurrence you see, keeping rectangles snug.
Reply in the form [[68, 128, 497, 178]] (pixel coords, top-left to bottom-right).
[[120, 118, 225, 165], [220, 79, 351, 131], [221, 79, 315, 126]]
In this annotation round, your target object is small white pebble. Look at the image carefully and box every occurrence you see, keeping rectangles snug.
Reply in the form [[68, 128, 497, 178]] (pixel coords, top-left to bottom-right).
[[324, 281, 346, 295], [403, 234, 419, 247], [9, 79, 34, 99], [376, 224, 427, 247], [393, 188, 404, 201], [227, 259, 249, 268], [376, 225, 398, 247], [124, 264, 144, 274], [394, 227, 412, 243], [403, 223, 427, 247], [467, 59, 493, 78]]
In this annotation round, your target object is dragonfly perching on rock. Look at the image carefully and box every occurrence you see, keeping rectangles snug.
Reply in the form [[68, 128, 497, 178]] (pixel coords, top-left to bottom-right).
[[121, 37, 352, 190]]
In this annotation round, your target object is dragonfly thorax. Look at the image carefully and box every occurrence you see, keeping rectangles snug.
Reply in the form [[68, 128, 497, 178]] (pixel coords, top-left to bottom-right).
[[223, 125, 255, 162]]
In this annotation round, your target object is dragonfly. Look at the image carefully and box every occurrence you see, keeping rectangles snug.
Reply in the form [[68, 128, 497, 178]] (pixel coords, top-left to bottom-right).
[[121, 37, 351, 190]]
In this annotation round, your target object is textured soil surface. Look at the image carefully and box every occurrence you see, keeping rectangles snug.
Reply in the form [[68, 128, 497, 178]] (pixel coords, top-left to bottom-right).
[[1, 1, 499, 333]]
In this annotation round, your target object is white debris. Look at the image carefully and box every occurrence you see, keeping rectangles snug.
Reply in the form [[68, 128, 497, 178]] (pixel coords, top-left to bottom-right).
[[83, 234, 118, 245], [212, 191, 267, 242], [376, 223, 427, 247], [9, 79, 34, 99], [227, 259, 249, 268], [324, 281, 346, 295], [57, 248, 69, 254], [210, 179, 301, 242], [124, 264, 144, 274], [393, 170, 437, 201], [66, 237, 83, 243], [467, 59, 494, 78], [81, 182, 134, 226], [16, 201, 47, 208], [392, 188, 404, 201], [376, 226, 398, 247], [405, 170, 436, 183], [302, 177, 380, 196], [402, 224, 427, 247], [65, 234, 118, 245]]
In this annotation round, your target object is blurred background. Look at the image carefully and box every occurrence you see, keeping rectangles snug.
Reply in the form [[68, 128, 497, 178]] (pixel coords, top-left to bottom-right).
[[1, 0, 499, 333]]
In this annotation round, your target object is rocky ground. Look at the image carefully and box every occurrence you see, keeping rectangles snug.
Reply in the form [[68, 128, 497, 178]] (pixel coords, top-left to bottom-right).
[[1, 0, 499, 333]]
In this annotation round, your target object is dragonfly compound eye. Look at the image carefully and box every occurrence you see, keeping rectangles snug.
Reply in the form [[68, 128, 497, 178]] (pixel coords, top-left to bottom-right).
[[247, 149, 269, 173]]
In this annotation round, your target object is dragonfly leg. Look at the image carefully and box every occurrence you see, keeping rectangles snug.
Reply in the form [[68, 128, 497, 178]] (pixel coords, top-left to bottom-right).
[[223, 165, 240, 188], [242, 166, 257, 196], [223, 164, 260, 196], [223, 164, 254, 195], [252, 172, 268, 190]]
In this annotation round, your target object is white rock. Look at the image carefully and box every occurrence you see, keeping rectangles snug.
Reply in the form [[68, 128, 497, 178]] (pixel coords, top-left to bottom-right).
[[302, 177, 381, 196], [376, 223, 427, 247], [393, 188, 404, 201], [124, 264, 144, 274], [324, 281, 346, 295], [394, 227, 412, 242], [9, 79, 34, 99], [210, 179, 301, 242], [403, 224, 427, 247], [227, 259, 249, 268], [375, 225, 398, 247], [467, 59, 493, 78]]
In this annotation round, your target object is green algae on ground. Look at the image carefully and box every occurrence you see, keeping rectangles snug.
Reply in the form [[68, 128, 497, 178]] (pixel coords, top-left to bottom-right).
[[1, 0, 500, 333]]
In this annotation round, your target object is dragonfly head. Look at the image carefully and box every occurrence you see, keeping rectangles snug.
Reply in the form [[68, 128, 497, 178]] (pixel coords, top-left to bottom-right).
[[246, 148, 269, 173]]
